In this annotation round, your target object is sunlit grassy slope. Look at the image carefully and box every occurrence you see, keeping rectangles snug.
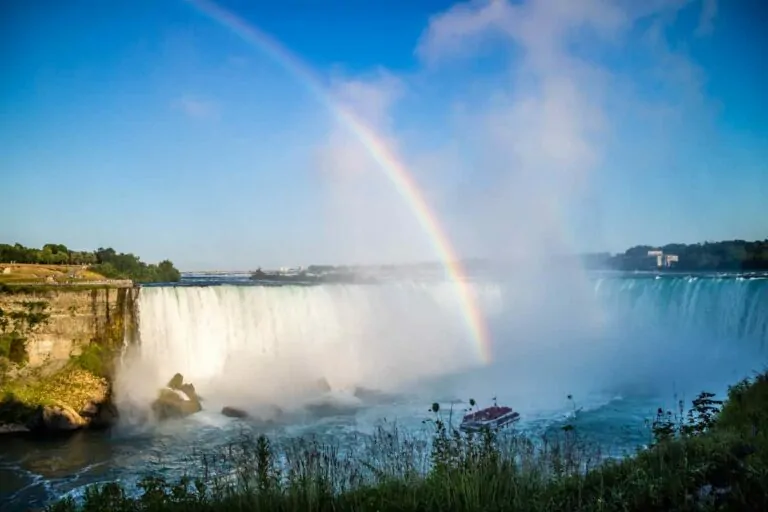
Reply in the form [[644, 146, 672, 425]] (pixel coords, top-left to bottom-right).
[[0, 264, 108, 285]]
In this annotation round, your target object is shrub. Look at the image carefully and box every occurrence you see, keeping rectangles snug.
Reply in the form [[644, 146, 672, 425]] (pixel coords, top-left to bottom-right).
[[0, 332, 28, 365], [72, 343, 107, 377]]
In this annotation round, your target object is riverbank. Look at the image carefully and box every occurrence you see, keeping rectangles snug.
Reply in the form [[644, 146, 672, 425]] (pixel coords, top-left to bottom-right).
[[47, 370, 768, 511]]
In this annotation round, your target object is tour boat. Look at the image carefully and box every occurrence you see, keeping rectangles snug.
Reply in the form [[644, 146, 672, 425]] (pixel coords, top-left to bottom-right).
[[459, 405, 520, 432]]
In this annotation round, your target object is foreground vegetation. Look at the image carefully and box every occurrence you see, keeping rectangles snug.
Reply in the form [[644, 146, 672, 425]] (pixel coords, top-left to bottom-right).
[[49, 371, 768, 511], [0, 243, 180, 283]]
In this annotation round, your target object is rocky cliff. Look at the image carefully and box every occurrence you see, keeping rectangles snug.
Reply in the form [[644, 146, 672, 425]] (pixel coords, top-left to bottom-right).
[[0, 284, 137, 433]]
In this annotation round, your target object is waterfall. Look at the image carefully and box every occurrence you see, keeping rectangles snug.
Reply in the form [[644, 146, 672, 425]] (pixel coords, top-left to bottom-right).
[[119, 282, 500, 410], [117, 275, 768, 415]]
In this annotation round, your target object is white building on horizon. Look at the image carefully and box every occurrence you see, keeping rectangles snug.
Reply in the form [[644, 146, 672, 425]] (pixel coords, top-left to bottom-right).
[[648, 250, 679, 268]]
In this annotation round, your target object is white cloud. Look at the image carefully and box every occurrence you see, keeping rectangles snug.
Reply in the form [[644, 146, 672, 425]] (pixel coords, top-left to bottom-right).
[[416, 0, 627, 68], [172, 95, 220, 120], [415, 0, 517, 66]]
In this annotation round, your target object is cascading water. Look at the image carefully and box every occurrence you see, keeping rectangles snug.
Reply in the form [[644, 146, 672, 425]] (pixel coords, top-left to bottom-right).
[[593, 275, 767, 345], [587, 275, 768, 400], [116, 282, 501, 415], [116, 274, 767, 421]]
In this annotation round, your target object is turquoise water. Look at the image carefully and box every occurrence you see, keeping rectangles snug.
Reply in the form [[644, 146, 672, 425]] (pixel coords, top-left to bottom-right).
[[1, 272, 766, 510]]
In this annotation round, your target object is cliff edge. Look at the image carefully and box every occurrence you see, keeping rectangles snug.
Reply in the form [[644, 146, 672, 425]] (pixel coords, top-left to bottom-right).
[[0, 284, 135, 434]]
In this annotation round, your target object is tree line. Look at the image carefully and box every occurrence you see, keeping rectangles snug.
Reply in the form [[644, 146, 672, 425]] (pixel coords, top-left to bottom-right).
[[584, 239, 768, 271], [0, 243, 181, 283]]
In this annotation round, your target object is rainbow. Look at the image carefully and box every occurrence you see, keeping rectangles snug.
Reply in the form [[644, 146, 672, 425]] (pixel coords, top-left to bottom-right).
[[184, 0, 492, 364]]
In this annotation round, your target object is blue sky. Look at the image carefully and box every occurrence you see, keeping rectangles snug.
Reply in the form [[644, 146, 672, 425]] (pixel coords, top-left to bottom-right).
[[2, 0, 766, 269]]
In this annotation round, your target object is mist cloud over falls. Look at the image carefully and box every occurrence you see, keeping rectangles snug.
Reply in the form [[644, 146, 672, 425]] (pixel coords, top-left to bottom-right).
[[305, 1, 721, 385], [314, 0, 720, 266]]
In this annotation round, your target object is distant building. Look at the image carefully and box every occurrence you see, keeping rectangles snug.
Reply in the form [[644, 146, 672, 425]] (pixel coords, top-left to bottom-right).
[[647, 250, 663, 267], [648, 250, 679, 268]]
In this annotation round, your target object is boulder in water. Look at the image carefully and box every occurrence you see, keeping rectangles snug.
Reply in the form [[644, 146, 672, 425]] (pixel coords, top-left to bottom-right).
[[80, 401, 99, 417], [305, 400, 359, 418], [31, 403, 87, 431], [82, 399, 119, 430], [151, 373, 202, 421], [305, 390, 362, 418], [0, 423, 29, 434], [315, 377, 331, 393], [152, 389, 202, 420], [168, 373, 184, 389], [352, 386, 395, 404], [221, 406, 249, 419]]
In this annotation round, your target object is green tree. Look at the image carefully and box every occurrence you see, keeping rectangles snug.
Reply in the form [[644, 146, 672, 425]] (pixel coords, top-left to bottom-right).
[[0, 242, 182, 283]]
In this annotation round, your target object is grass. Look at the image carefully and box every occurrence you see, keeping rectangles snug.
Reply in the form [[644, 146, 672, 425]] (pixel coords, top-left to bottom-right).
[[0, 263, 108, 285], [72, 343, 110, 377], [46, 370, 768, 512], [0, 331, 28, 365]]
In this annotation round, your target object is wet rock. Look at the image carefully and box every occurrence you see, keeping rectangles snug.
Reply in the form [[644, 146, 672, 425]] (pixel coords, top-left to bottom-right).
[[168, 373, 184, 389], [222, 406, 249, 419], [1, 398, 115, 434], [151, 373, 202, 421], [80, 401, 99, 417], [179, 383, 202, 402], [0, 423, 29, 434], [315, 378, 331, 393], [352, 386, 390, 402], [305, 400, 359, 418], [152, 389, 202, 420], [167, 374, 202, 402], [89, 401, 119, 429], [75, 384, 119, 430], [34, 403, 87, 431]]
